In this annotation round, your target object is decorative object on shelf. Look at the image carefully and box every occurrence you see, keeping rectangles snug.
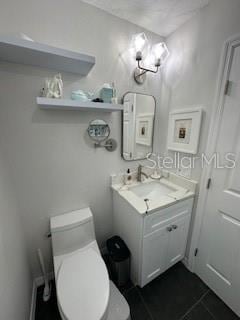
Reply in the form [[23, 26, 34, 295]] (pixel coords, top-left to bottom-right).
[[87, 119, 117, 152], [92, 98, 104, 103], [130, 32, 170, 84], [41, 73, 63, 99], [111, 82, 118, 104], [167, 107, 203, 154], [15, 32, 34, 41], [99, 83, 114, 103], [71, 89, 93, 102]]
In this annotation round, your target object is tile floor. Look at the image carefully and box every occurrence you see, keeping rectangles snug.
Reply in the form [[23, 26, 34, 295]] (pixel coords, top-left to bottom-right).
[[35, 262, 239, 320]]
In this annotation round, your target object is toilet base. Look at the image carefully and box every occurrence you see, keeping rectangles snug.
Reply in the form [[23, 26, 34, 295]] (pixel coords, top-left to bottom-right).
[[107, 281, 131, 320]]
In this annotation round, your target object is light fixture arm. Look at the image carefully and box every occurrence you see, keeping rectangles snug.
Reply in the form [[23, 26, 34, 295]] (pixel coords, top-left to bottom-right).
[[134, 59, 161, 84], [136, 60, 160, 78], [131, 34, 169, 84]]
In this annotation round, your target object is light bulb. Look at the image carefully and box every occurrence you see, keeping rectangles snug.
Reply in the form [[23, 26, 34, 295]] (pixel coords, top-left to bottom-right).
[[131, 33, 148, 60], [135, 35, 146, 51], [152, 42, 170, 66]]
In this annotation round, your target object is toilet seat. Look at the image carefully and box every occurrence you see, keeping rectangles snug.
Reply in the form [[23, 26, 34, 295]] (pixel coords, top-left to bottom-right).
[[57, 248, 110, 320]]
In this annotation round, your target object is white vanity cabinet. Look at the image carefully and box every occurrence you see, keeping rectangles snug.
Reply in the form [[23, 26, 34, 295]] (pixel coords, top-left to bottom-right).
[[112, 191, 194, 287], [142, 209, 192, 286]]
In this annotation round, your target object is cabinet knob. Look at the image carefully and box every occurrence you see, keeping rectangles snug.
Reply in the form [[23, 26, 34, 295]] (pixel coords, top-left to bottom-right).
[[166, 226, 172, 232], [172, 225, 178, 230]]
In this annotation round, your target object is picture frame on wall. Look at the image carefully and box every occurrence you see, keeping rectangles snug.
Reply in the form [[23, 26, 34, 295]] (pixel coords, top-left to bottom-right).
[[167, 107, 203, 154], [135, 114, 154, 146]]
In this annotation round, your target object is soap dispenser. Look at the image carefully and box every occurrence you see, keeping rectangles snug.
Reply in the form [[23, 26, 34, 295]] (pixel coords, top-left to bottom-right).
[[124, 169, 132, 185]]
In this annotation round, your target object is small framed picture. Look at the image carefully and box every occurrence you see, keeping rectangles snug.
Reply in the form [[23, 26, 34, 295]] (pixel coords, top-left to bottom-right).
[[167, 107, 202, 154], [135, 114, 154, 146]]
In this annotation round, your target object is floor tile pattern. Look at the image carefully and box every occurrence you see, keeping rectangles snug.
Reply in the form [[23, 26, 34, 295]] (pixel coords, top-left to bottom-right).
[[35, 261, 239, 320]]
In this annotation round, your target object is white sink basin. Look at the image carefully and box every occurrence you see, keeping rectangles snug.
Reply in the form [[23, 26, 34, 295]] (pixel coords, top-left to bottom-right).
[[129, 181, 177, 201]]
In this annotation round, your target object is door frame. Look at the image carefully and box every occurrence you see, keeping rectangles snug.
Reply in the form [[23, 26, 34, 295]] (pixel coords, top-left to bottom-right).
[[188, 33, 240, 272]]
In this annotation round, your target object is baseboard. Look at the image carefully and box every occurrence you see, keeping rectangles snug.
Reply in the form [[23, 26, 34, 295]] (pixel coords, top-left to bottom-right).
[[29, 281, 37, 320], [29, 272, 54, 320]]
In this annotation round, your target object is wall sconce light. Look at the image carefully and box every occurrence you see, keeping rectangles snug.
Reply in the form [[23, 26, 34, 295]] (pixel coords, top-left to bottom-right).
[[131, 33, 170, 84]]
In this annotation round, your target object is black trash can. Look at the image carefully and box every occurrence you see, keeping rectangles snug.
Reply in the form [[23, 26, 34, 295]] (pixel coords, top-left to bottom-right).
[[106, 236, 130, 287]]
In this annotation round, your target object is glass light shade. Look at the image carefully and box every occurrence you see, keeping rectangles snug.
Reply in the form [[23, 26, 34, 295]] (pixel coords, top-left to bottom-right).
[[152, 42, 170, 66], [131, 32, 148, 60]]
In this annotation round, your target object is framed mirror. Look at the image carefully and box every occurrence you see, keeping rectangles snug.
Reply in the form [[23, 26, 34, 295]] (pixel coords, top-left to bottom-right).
[[87, 119, 110, 143], [122, 92, 156, 160]]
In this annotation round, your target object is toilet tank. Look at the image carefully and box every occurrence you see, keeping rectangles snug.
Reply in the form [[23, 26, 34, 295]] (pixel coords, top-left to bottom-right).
[[50, 208, 96, 256]]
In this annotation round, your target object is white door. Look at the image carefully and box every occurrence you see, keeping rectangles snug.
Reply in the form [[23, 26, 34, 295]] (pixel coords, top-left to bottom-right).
[[196, 43, 240, 316]]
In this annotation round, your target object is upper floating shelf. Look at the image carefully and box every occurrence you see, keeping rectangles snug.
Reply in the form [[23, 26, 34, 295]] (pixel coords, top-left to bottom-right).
[[37, 97, 124, 112], [0, 36, 95, 75]]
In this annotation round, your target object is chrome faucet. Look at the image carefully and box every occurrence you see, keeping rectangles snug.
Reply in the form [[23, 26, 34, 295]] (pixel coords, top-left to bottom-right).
[[137, 165, 148, 182]]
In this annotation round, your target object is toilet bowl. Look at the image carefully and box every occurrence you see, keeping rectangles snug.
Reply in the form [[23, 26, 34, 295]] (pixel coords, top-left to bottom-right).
[[50, 208, 131, 320]]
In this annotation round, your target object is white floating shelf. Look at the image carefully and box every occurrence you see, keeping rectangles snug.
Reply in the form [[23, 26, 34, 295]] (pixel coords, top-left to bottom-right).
[[0, 36, 95, 75], [37, 97, 124, 112]]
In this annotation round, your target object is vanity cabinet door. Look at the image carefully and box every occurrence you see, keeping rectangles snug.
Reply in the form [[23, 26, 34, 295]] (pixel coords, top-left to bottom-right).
[[141, 213, 192, 287], [166, 214, 191, 269], [141, 226, 168, 287]]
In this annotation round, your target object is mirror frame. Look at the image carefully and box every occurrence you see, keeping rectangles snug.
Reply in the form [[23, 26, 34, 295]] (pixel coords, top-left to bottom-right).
[[121, 92, 156, 161]]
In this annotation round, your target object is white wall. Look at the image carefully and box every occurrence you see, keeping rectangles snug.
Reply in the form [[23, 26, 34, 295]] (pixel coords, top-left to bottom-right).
[[0, 146, 32, 319], [161, 0, 240, 256], [3, 0, 238, 282], [161, 0, 240, 179], [0, 0, 163, 278]]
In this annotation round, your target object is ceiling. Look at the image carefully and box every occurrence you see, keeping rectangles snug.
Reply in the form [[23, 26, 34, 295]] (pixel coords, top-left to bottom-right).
[[81, 0, 210, 37]]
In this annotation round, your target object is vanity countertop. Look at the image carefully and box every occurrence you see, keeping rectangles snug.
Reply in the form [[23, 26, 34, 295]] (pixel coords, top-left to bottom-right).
[[111, 171, 197, 215]]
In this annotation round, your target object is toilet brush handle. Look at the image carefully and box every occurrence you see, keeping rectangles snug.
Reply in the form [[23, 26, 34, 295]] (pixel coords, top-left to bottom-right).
[[37, 248, 51, 301]]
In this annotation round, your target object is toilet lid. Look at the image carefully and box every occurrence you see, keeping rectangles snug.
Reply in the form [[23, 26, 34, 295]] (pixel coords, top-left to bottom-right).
[[57, 248, 110, 320]]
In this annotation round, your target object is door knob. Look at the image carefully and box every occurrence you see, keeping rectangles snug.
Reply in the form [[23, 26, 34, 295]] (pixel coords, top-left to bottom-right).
[[172, 225, 178, 230], [166, 226, 172, 232]]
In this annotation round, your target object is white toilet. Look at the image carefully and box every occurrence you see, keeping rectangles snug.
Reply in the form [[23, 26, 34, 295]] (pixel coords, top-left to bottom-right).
[[50, 207, 131, 320]]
